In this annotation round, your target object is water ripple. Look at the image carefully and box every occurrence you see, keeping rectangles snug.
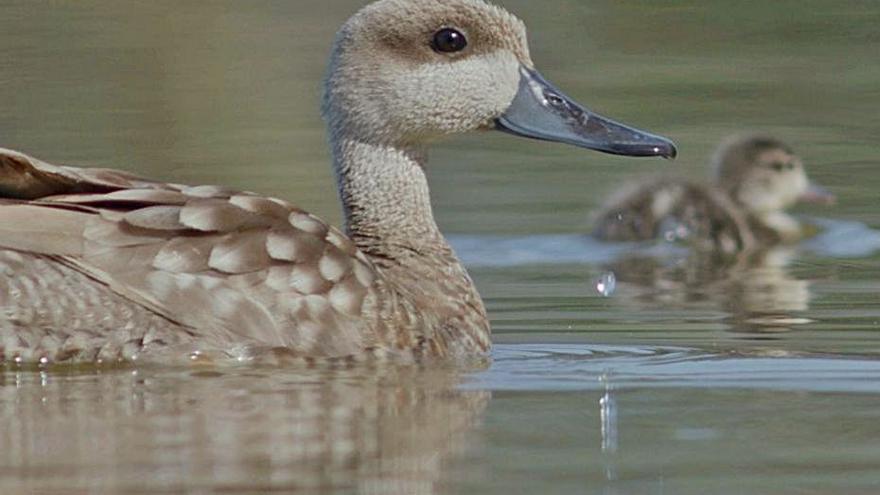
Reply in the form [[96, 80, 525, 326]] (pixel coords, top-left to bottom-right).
[[468, 344, 880, 393], [450, 217, 880, 267]]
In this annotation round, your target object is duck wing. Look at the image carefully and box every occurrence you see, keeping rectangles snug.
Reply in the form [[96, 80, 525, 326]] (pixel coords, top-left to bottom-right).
[[0, 148, 381, 357]]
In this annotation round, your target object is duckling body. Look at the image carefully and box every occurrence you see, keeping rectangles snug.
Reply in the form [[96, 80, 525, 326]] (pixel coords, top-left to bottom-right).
[[0, 0, 674, 363], [593, 135, 832, 252], [593, 178, 756, 252]]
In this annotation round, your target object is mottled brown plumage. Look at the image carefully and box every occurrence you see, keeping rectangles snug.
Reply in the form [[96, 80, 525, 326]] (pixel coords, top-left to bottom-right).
[[0, 145, 493, 363]]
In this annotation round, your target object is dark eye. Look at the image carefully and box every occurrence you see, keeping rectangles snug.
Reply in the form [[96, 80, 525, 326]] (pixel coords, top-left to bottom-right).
[[432, 28, 467, 53], [771, 162, 787, 172]]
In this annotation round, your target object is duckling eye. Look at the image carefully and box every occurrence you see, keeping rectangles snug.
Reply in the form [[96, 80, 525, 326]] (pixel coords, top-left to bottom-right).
[[771, 162, 791, 172], [432, 28, 468, 54]]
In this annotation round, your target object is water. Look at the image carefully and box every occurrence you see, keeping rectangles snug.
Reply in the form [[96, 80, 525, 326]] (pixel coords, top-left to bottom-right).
[[3, 0, 880, 493]]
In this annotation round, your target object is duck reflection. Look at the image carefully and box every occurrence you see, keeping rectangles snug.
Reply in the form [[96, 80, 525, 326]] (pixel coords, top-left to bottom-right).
[[604, 246, 815, 333], [0, 365, 487, 494]]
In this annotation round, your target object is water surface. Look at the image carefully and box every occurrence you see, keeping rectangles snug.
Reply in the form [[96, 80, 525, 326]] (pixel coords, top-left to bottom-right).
[[2, 0, 880, 493]]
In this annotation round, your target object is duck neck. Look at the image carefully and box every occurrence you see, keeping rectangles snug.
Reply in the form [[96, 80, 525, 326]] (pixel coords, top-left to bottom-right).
[[331, 137, 449, 260], [330, 136, 490, 354], [333, 134, 490, 354]]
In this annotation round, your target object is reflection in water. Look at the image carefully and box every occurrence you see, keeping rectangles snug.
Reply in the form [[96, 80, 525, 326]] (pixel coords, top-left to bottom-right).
[[476, 349, 880, 495], [0, 366, 487, 494], [605, 246, 814, 333], [599, 373, 618, 485]]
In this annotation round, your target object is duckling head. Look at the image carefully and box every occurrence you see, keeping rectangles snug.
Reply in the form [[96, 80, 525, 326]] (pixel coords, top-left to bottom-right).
[[712, 134, 834, 215], [322, 0, 676, 157]]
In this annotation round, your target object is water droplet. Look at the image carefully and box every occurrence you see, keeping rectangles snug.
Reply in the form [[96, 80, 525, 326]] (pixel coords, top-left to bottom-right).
[[596, 272, 617, 297], [659, 218, 690, 242]]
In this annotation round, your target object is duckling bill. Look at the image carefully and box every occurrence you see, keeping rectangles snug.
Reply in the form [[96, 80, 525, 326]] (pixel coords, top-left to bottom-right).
[[0, 0, 675, 364], [593, 134, 835, 252]]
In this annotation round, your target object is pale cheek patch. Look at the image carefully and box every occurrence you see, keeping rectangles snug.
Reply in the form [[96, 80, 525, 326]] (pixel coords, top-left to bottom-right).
[[737, 178, 776, 213], [768, 170, 808, 209], [385, 51, 521, 137]]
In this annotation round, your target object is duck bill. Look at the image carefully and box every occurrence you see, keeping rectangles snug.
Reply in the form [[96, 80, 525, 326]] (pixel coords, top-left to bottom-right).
[[495, 67, 677, 158], [800, 183, 836, 205]]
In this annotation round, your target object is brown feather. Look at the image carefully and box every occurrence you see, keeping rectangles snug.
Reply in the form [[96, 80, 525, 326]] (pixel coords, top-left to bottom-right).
[[182, 185, 236, 199], [84, 217, 171, 247], [229, 194, 291, 219], [0, 204, 88, 255], [289, 264, 332, 295], [266, 228, 326, 263], [153, 236, 216, 273], [0, 149, 99, 199], [208, 230, 272, 274], [43, 189, 189, 207], [289, 212, 329, 237], [123, 206, 186, 231], [318, 246, 353, 283], [179, 199, 261, 232]]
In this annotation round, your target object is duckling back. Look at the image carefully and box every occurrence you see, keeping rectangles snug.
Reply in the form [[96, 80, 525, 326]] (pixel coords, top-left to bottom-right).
[[593, 178, 757, 253]]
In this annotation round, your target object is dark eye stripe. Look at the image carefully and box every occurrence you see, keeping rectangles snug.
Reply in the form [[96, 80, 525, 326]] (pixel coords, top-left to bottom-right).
[[432, 28, 467, 54]]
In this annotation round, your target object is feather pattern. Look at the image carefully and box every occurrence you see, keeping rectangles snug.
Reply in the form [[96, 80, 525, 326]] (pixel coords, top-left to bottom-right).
[[0, 147, 483, 363]]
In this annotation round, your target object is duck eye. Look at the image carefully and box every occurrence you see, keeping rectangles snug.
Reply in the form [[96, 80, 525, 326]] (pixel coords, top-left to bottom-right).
[[771, 162, 786, 172], [432, 28, 468, 53]]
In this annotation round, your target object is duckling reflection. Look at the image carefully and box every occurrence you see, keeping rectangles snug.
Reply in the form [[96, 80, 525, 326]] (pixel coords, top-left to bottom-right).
[[0, 366, 488, 494], [594, 134, 835, 253], [604, 246, 814, 333]]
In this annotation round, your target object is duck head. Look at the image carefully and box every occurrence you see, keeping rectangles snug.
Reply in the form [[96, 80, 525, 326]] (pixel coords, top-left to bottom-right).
[[712, 134, 835, 215], [322, 0, 676, 158]]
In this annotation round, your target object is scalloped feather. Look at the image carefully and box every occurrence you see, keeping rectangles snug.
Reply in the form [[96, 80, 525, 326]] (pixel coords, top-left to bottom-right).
[[0, 147, 396, 360]]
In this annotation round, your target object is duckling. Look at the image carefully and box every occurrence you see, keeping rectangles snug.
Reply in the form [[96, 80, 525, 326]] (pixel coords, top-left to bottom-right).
[[0, 0, 674, 363], [593, 134, 833, 252]]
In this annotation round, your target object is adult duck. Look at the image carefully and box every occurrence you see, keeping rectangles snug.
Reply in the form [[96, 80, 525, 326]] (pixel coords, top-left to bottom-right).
[[0, 0, 674, 364]]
